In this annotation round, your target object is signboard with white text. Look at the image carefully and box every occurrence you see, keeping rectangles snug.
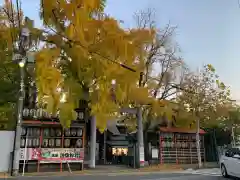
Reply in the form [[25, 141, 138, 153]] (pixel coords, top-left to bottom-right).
[[19, 148, 84, 163], [39, 148, 84, 163]]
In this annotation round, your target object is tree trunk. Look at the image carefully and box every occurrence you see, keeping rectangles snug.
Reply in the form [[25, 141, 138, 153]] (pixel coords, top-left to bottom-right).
[[196, 118, 202, 168]]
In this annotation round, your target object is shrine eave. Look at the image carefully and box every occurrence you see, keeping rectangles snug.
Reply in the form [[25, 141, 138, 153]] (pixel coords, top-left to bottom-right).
[[159, 127, 206, 134]]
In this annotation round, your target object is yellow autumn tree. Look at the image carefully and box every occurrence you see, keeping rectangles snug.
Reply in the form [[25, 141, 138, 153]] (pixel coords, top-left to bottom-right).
[[36, 0, 155, 131], [0, 0, 41, 129], [176, 65, 231, 129], [0, 0, 20, 129], [118, 9, 187, 133], [176, 64, 230, 168]]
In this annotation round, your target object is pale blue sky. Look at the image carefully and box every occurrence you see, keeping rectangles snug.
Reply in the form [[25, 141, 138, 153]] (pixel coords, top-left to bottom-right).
[[2, 0, 240, 100]]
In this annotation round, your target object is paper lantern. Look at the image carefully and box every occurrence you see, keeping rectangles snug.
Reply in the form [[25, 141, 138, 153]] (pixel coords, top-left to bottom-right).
[[21, 127, 27, 136], [77, 128, 83, 136], [50, 128, 55, 137], [43, 139, 48, 147], [75, 139, 82, 148], [65, 129, 71, 137], [64, 139, 70, 147], [49, 139, 55, 147], [71, 128, 77, 136], [56, 129, 62, 137], [56, 139, 61, 147], [43, 128, 50, 137]]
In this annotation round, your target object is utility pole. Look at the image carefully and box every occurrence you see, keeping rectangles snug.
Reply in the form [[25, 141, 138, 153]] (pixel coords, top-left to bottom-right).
[[12, 27, 30, 176], [137, 72, 145, 167], [196, 114, 202, 168], [231, 126, 236, 147], [196, 67, 202, 169]]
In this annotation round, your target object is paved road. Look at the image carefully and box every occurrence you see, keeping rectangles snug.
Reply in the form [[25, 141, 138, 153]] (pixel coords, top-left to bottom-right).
[[1, 168, 229, 180], [184, 168, 221, 176], [11, 173, 229, 180]]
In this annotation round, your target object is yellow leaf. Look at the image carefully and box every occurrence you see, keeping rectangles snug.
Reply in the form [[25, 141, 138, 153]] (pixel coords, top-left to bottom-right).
[[207, 64, 215, 72], [36, 0, 155, 130], [59, 101, 77, 128]]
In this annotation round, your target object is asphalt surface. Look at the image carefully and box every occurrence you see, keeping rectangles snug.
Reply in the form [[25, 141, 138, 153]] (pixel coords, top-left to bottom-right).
[[10, 173, 230, 180]]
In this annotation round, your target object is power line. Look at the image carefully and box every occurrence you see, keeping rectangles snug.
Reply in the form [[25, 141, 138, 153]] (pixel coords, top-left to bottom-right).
[[40, 5, 139, 73], [70, 39, 136, 72], [5, 4, 183, 95]]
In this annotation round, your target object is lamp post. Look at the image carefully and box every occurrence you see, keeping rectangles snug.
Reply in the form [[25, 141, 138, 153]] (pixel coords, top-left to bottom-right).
[[11, 27, 30, 176], [12, 58, 26, 176]]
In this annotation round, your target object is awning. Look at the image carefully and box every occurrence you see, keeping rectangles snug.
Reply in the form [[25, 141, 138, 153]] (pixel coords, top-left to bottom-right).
[[159, 127, 206, 134]]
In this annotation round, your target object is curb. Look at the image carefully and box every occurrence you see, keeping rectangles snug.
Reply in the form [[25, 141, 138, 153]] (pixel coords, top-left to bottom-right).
[[0, 165, 218, 178], [19, 169, 184, 178]]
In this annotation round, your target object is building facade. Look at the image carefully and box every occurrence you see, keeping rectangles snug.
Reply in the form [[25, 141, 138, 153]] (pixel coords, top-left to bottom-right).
[[5, 106, 206, 174]]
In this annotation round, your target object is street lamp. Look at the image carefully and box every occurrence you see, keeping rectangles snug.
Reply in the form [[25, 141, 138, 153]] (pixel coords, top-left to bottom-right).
[[11, 27, 30, 176], [18, 60, 25, 68]]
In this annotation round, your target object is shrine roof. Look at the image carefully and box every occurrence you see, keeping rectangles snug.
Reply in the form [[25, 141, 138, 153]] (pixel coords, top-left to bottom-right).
[[159, 127, 206, 134]]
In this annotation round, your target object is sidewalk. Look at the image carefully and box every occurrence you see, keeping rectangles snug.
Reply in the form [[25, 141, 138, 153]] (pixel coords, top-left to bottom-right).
[[0, 172, 11, 178], [1, 162, 218, 178], [18, 165, 184, 177]]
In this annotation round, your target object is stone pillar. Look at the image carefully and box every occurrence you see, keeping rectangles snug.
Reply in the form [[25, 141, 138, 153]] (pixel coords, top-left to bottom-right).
[[89, 116, 96, 168], [103, 130, 107, 164], [137, 107, 145, 167]]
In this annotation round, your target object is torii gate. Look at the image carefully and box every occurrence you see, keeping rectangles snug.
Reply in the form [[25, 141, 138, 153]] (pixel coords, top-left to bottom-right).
[[89, 75, 145, 168], [89, 107, 144, 168]]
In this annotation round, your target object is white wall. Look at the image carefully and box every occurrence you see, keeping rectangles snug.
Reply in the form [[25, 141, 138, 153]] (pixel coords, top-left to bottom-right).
[[0, 131, 14, 172]]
